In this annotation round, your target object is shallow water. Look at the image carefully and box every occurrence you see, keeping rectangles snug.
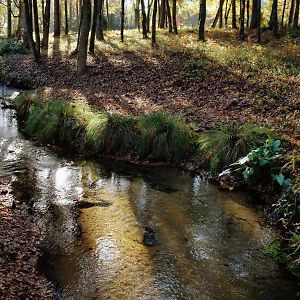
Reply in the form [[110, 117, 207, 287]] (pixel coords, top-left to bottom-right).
[[0, 86, 298, 299]]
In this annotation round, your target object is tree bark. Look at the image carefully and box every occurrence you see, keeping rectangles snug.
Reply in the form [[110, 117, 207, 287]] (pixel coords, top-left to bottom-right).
[[293, 0, 299, 28], [24, 0, 40, 62], [165, 0, 172, 32], [42, 0, 51, 48], [54, 0, 60, 36], [289, 0, 295, 26], [240, 0, 245, 40], [281, 0, 287, 27], [250, 0, 258, 28], [257, 0, 261, 42], [121, 0, 125, 41], [152, 0, 158, 46], [199, 0, 206, 40], [159, 0, 166, 28], [232, 0, 237, 28], [134, 0, 139, 29], [65, 0, 69, 34], [7, 0, 12, 38], [32, 0, 40, 56], [269, 0, 278, 36], [77, 0, 91, 74], [141, 0, 148, 37], [89, 0, 98, 52], [246, 0, 250, 27], [96, 0, 104, 40], [106, 0, 109, 29], [172, 0, 177, 34]]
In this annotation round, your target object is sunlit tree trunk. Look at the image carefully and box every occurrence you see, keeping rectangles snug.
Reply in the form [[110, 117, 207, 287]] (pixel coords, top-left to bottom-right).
[[89, 0, 98, 52], [77, 0, 91, 74], [152, 0, 158, 46], [246, 0, 250, 27], [281, 0, 287, 27], [42, 0, 51, 48], [165, 0, 172, 32], [24, 0, 40, 62], [134, 0, 139, 29], [106, 0, 109, 29], [199, 0, 206, 40], [121, 0, 125, 41], [32, 0, 40, 56], [96, 0, 104, 40], [54, 0, 60, 36]]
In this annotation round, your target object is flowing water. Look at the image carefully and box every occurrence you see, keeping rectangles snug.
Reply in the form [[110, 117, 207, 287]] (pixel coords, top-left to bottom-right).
[[0, 86, 298, 299]]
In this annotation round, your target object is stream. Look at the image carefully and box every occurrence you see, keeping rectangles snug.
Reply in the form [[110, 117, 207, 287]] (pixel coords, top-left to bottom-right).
[[0, 86, 298, 299]]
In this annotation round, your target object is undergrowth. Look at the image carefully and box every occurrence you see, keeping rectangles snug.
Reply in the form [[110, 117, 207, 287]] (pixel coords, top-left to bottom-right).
[[0, 39, 28, 56]]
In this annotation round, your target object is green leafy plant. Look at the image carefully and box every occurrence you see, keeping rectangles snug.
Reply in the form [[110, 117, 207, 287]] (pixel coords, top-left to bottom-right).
[[187, 59, 208, 78], [0, 39, 28, 56]]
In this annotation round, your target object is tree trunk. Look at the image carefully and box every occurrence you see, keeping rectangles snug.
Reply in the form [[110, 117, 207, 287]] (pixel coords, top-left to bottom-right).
[[96, 0, 104, 40], [17, 0, 24, 40], [289, 0, 295, 26], [225, 0, 232, 26], [172, 0, 177, 34], [232, 0, 237, 28], [159, 0, 166, 28], [240, 0, 245, 40], [152, 0, 158, 46], [7, 0, 12, 38], [77, 0, 91, 74], [246, 0, 250, 27], [199, 0, 206, 40], [32, 0, 40, 56], [257, 0, 261, 42], [65, 0, 69, 34], [250, 0, 258, 28], [281, 0, 287, 27], [89, 0, 98, 52], [146, 0, 153, 32], [134, 0, 139, 29], [24, 0, 40, 62], [54, 0, 60, 36], [106, 0, 109, 29], [121, 0, 125, 41], [141, 0, 148, 37], [269, 0, 278, 36], [293, 0, 299, 28], [165, 0, 172, 32], [42, 0, 51, 48], [220, 0, 224, 28]]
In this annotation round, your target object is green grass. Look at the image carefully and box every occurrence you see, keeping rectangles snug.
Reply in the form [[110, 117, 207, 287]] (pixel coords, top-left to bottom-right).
[[198, 123, 272, 171]]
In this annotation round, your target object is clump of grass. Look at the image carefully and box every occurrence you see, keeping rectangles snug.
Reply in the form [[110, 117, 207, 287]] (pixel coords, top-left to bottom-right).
[[137, 112, 196, 163], [0, 39, 28, 56], [198, 123, 272, 171], [187, 59, 207, 78]]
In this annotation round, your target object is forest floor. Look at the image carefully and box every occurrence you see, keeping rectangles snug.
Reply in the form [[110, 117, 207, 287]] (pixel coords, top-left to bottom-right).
[[0, 179, 54, 299], [1, 29, 300, 142]]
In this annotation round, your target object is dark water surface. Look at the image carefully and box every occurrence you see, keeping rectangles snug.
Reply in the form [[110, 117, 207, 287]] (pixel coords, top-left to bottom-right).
[[0, 86, 298, 299]]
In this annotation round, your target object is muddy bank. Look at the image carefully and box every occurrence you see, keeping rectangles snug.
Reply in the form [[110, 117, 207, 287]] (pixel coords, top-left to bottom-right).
[[0, 179, 54, 299]]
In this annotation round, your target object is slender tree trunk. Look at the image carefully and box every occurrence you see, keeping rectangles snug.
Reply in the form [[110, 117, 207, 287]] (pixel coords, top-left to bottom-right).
[[89, 0, 98, 52], [172, 0, 177, 34], [240, 0, 246, 39], [160, 0, 166, 28], [281, 0, 287, 27], [225, 0, 232, 26], [32, 0, 40, 56], [54, 0, 60, 36], [293, 0, 300, 28], [232, 0, 237, 28], [134, 0, 139, 29], [269, 0, 278, 36], [24, 0, 40, 62], [246, 0, 250, 27], [121, 0, 125, 41], [289, 0, 295, 26], [141, 0, 148, 37], [220, 0, 224, 28], [29, 0, 33, 30], [257, 0, 261, 42], [17, 0, 24, 40], [106, 0, 109, 29], [152, 0, 158, 46], [165, 0, 172, 32], [42, 0, 51, 48], [7, 0, 12, 38], [96, 0, 104, 40], [77, 0, 91, 74], [199, 0, 206, 40], [250, 0, 258, 28], [65, 0, 69, 34], [147, 0, 153, 32]]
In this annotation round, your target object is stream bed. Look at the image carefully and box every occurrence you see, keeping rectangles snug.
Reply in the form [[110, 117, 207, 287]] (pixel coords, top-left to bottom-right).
[[0, 86, 298, 299]]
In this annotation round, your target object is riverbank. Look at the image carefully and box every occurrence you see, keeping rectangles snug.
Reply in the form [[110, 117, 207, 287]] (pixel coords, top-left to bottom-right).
[[0, 179, 54, 299]]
